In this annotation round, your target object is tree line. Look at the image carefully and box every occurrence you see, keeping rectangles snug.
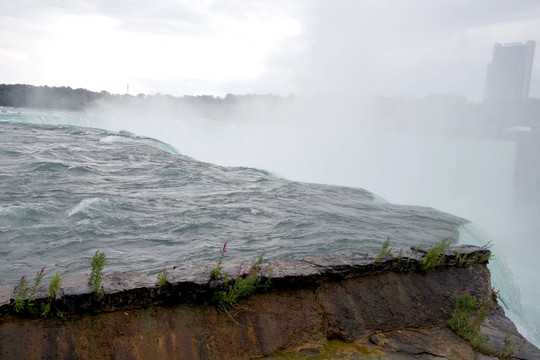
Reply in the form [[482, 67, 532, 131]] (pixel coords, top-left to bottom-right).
[[0, 84, 105, 110], [1, 83, 538, 130], [0, 83, 285, 112]]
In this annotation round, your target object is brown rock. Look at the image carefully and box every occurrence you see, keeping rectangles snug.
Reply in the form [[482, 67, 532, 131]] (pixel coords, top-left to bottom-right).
[[0, 246, 537, 359], [0, 286, 12, 307]]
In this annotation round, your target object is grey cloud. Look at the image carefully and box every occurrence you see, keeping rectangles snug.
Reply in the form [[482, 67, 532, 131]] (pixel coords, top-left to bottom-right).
[[2, 0, 540, 98], [260, 0, 540, 99], [91, 0, 296, 37]]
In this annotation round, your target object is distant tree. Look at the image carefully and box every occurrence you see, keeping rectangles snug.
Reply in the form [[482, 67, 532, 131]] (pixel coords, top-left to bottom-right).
[[0, 83, 290, 120]]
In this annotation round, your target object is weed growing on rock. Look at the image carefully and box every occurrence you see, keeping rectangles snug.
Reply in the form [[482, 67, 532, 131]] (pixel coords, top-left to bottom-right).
[[209, 243, 273, 307], [499, 334, 526, 359], [12, 268, 62, 318], [13, 275, 30, 313], [463, 243, 493, 265], [420, 238, 450, 271], [48, 271, 61, 299], [13, 268, 45, 314], [474, 242, 494, 264], [375, 237, 393, 262], [42, 270, 65, 318], [214, 255, 273, 305], [210, 242, 227, 280], [392, 248, 403, 260], [454, 243, 493, 267], [89, 250, 107, 294], [448, 289, 492, 354], [454, 251, 465, 266], [446, 289, 524, 357], [157, 267, 168, 287], [28, 267, 45, 309], [470, 250, 492, 265]]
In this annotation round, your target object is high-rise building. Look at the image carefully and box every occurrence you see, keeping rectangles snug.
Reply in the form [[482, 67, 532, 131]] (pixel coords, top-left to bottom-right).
[[484, 40, 535, 101]]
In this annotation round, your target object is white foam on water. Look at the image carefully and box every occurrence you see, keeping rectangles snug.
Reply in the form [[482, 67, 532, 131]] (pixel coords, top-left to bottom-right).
[[0, 204, 41, 216], [67, 198, 107, 217], [99, 135, 135, 144], [0, 205, 12, 215]]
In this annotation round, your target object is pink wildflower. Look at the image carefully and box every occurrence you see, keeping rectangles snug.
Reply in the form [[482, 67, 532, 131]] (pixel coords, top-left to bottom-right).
[[236, 265, 244, 276], [248, 264, 257, 277], [220, 242, 228, 255]]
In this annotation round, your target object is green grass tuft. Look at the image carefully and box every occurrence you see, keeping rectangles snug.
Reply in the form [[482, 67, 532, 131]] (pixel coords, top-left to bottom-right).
[[214, 255, 272, 305], [48, 271, 61, 299], [375, 237, 393, 263], [448, 291, 492, 354], [499, 333, 526, 359], [420, 238, 450, 271], [89, 251, 107, 294], [157, 267, 168, 287]]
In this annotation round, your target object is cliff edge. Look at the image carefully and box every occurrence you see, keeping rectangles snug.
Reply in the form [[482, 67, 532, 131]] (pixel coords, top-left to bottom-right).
[[0, 244, 538, 360]]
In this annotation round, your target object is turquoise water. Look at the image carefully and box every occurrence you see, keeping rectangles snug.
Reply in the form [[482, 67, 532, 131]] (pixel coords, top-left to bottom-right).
[[0, 109, 466, 282], [1, 106, 538, 346]]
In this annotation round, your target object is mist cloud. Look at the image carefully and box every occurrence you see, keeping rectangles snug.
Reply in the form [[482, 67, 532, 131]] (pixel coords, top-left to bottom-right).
[[1, 1, 540, 97], [262, 0, 540, 99]]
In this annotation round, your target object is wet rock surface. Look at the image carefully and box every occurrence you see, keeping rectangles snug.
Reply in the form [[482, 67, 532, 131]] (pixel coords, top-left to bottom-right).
[[0, 244, 488, 316], [264, 314, 534, 359], [481, 306, 540, 359], [0, 245, 537, 359], [262, 327, 486, 359]]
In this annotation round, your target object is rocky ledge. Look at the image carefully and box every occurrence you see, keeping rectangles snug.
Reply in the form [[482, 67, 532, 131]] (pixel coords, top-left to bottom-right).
[[0, 244, 538, 360]]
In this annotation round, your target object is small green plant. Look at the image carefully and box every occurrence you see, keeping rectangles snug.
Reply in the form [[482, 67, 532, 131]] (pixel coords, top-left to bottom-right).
[[420, 238, 450, 270], [13, 267, 46, 316], [214, 255, 273, 305], [40, 303, 51, 317], [157, 267, 168, 287], [392, 248, 403, 260], [454, 250, 464, 265], [28, 267, 45, 309], [468, 251, 491, 265], [499, 333, 526, 359], [448, 289, 492, 354], [375, 237, 393, 262], [89, 250, 107, 294], [13, 275, 30, 313], [209, 243, 272, 307], [48, 271, 61, 299], [467, 244, 493, 265], [454, 242, 493, 267], [210, 242, 227, 280]]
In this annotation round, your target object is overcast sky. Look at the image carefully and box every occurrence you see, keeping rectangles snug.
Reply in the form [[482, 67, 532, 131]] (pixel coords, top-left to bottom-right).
[[1, 0, 540, 100]]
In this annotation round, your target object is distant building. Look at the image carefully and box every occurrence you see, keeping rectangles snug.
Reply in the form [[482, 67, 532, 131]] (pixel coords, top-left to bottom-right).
[[484, 41, 535, 101]]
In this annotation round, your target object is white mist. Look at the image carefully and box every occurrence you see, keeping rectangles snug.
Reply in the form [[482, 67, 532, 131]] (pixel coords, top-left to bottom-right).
[[89, 96, 539, 345]]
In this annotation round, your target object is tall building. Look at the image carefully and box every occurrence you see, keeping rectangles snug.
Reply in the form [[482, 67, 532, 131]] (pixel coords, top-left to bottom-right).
[[484, 40, 535, 101]]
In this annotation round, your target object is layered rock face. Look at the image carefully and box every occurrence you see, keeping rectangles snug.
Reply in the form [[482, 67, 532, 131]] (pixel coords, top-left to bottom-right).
[[0, 245, 538, 359]]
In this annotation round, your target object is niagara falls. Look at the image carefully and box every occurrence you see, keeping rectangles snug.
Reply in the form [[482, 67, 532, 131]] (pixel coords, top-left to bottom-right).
[[1, 1, 540, 358]]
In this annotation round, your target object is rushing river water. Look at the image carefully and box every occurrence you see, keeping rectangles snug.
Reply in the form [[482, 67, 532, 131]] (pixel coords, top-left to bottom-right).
[[0, 106, 538, 346]]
